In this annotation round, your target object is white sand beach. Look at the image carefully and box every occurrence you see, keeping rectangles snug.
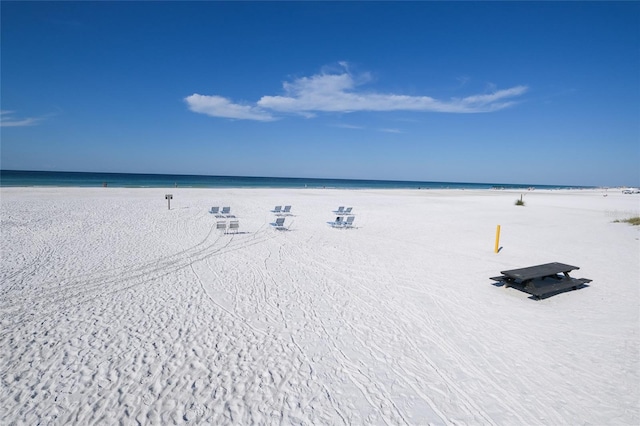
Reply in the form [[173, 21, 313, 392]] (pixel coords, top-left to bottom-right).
[[1, 187, 638, 425]]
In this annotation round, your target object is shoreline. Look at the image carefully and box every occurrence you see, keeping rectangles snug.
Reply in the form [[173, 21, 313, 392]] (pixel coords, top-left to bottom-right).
[[0, 169, 602, 190], [0, 184, 601, 190], [0, 185, 611, 192]]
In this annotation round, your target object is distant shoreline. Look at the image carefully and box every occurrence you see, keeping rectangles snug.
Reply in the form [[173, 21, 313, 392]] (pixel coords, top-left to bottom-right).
[[0, 169, 596, 190]]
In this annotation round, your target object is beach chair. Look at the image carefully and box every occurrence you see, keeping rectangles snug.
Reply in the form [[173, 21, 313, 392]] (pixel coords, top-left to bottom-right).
[[221, 206, 235, 218], [329, 216, 344, 228], [216, 221, 227, 232], [271, 217, 287, 230], [343, 207, 353, 214], [212, 206, 225, 218], [343, 216, 356, 228], [282, 205, 292, 215], [333, 206, 345, 214], [272, 205, 282, 214], [228, 220, 240, 234]]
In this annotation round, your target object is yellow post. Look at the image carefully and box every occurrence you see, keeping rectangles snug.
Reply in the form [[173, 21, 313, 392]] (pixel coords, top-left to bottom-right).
[[494, 225, 501, 253]]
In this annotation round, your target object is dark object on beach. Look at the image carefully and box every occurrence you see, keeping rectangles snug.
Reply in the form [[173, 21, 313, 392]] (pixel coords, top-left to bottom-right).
[[491, 262, 592, 299], [165, 193, 173, 210], [515, 194, 525, 206]]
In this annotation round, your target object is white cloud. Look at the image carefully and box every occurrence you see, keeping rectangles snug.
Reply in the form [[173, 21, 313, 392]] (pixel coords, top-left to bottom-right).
[[457, 86, 529, 111], [0, 110, 42, 127], [185, 63, 528, 121], [184, 94, 276, 122]]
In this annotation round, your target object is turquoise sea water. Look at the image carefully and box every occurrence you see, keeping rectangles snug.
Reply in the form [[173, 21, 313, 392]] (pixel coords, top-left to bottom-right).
[[0, 170, 591, 190]]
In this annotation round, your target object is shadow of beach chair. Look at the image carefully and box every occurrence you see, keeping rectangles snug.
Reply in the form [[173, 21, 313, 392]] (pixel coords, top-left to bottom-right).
[[271, 217, 287, 230], [228, 220, 240, 234]]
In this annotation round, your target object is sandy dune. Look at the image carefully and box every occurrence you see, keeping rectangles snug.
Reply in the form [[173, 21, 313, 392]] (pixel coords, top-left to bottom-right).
[[1, 187, 638, 425]]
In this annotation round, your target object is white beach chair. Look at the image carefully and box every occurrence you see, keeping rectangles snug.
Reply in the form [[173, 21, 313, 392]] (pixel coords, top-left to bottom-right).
[[333, 206, 345, 214], [343, 216, 356, 228], [272, 205, 282, 214], [282, 205, 292, 215], [216, 221, 227, 232], [343, 207, 353, 214], [212, 206, 225, 218], [221, 206, 235, 218], [228, 220, 240, 234], [330, 216, 344, 228], [271, 217, 286, 230]]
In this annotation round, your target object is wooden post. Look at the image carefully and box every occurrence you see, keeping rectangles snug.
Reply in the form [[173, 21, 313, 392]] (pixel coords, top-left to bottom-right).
[[494, 225, 501, 253], [165, 194, 173, 210]]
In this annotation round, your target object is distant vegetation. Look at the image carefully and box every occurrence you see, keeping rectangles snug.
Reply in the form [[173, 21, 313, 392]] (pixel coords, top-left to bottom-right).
[[515, 194, 525, 206], [614, 217, 640, 226]]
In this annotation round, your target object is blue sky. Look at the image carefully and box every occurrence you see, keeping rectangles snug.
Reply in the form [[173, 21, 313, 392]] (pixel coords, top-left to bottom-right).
[[1, 1, 638, 186]]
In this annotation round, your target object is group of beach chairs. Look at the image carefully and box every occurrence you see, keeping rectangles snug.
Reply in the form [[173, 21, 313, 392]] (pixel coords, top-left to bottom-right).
[[271, 205, 292, 215], [329, 206, 356, 229], [210, 206, 240, 234], [270, 205, 292, 230], [209, 206, 235, 218], [210, 204, 356, 232]]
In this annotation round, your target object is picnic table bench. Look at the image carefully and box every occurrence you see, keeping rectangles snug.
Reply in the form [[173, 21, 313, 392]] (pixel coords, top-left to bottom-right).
[[491, 262, 591, 298]]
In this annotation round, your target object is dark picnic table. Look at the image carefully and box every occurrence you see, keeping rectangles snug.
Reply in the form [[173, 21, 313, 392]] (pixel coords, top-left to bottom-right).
[[491, 262, 591, 298]]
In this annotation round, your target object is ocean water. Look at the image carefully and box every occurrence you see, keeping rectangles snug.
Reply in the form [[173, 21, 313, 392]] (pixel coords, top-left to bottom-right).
[[0, 170, 590, 190]]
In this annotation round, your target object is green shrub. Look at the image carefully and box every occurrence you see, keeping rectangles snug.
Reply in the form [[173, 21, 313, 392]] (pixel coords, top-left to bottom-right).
[[515, 194, 525, 206], [614, 217, 640, 226]]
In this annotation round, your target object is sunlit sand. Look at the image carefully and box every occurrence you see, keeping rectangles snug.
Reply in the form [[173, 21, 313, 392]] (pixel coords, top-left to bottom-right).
[[1, 187, 638, 424]]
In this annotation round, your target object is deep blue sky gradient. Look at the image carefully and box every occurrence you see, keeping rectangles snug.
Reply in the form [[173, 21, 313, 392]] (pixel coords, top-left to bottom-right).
[[2, 1, 638, 186]]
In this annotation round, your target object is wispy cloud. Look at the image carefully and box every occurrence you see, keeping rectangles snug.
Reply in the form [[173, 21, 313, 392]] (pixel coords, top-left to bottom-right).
[[184, 94, 276, 122], [332, 124, 401, 133], [456, 75, 470, 88], [0, 110, 44, 127], [185, 63, 528, 121], [333, 123, 365, 130]]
